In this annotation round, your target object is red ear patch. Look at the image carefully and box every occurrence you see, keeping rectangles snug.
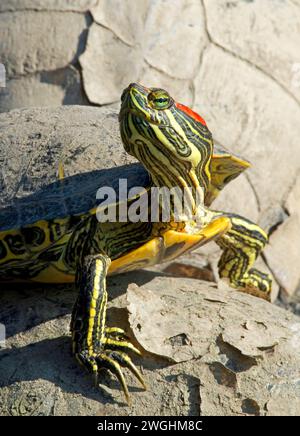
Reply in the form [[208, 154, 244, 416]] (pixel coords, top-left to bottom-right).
[[175, 102, 207, 126]]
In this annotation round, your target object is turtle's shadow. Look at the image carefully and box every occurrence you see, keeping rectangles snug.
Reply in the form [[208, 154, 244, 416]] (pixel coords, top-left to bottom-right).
[[0, 269, 166, 339], [0, 335, 146, 406], [0, 269, 170, 405]]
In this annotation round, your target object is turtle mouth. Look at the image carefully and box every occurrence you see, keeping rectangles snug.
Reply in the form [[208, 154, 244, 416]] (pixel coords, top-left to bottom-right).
[[118, 106, 153, 122], [118, 106, 170, 128]]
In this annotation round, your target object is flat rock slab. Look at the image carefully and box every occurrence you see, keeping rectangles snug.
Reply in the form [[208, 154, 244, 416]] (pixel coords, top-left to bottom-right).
[[0, 273, 299, 416], [0, 106, 135, 207]]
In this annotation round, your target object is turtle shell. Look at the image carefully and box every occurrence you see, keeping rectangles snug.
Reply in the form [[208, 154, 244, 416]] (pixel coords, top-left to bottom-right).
[[0, 107, 249, 232], [0, 163, 150, 232]]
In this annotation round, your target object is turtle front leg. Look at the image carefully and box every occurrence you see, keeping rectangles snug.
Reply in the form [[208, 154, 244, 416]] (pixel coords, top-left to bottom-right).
[[215, 213, 272, 300], [71, 254, 146, 403]]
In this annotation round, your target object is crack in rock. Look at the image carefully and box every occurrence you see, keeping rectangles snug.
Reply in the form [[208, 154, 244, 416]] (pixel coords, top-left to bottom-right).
[[201, 0, 300, 109]]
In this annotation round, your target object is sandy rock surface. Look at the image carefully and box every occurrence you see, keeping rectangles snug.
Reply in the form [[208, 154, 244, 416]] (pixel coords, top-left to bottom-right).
[[0, 273, 300, 416]]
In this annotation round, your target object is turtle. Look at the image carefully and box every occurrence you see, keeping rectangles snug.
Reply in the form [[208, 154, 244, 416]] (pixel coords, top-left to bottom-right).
[[0, 83, 272, 403]]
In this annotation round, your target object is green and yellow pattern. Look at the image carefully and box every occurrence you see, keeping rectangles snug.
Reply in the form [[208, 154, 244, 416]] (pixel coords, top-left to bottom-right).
[[0, 83, 272, 402]]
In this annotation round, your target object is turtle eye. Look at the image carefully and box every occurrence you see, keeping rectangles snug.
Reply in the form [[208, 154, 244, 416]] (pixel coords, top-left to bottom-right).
[[148, 89, 173, 110]]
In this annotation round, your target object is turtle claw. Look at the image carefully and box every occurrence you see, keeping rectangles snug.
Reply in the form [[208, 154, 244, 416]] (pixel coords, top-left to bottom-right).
[[76, 329, 145, 404], [95, 349, 146, 405], [108, 350, 147, 391], [95, 352, 131, 405]]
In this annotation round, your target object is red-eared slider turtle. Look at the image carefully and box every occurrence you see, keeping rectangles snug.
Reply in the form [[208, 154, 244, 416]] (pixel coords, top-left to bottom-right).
[[0, 83, 272, 403]]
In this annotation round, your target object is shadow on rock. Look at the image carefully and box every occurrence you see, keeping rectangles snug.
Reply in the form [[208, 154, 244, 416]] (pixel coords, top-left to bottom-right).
[[0, 269, 168, 339], [0, 335, 146, 407]]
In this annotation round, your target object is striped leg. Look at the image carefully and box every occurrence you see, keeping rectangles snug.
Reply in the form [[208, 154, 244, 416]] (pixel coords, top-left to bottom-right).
[[215, 213, 272, 300], [71, 254, 146, 403]]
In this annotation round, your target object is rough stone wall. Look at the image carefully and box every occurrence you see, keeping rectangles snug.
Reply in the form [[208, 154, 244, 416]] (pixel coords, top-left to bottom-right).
[[0, 0, 300, 296], [1, 1, 300, 110]]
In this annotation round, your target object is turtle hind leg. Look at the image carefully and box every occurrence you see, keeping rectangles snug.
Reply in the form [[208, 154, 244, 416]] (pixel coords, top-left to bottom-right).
[[215, 213, 272, 301], [71, 253, 146, 404]]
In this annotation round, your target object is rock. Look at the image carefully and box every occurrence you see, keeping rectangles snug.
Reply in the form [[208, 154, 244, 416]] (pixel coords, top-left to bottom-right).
[[258, 205, 289, 235], [0, 67, 88, 112], [264, 215, 300, 296], [194, 44, 300, 295], [194, 44, 300, 211], [139, 63, 194, 107], [79, 23, 142, 105], [80, 0, 207, 105], [0, 11, 87, 77], [0, 0, 97, 12], [286, 173, 300, 218], [203, 0, 300, 103], [0, 3, 92, 111], [161, 261, 214, 283], [143, 0, 207, 80], [212, 173, 259, 224], [2, 0, 299, 118], [91, 0, 149, 47], [263, 175, 300, 296], [0, 106, 135, 206], [0, 274, 299, 415]]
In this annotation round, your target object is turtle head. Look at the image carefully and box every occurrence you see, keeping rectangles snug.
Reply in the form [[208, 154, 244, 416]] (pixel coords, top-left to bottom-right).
[[119, 83, 213, 192]]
